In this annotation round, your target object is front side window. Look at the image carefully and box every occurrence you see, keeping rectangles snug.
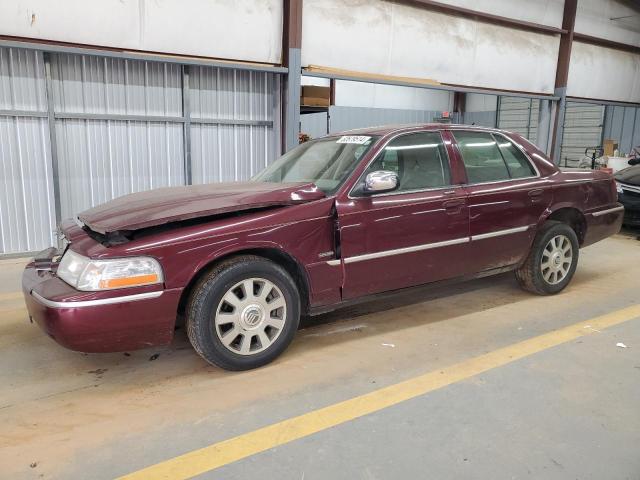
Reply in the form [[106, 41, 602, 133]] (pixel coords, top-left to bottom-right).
[[453, 131, 536, 183], [252, 136, 378, 194], [356, 132, 451, 195]]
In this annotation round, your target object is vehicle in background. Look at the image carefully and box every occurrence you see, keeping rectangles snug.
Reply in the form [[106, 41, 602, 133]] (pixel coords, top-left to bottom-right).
[[23, 124, 624, 371], [615, 164, 640, 227]]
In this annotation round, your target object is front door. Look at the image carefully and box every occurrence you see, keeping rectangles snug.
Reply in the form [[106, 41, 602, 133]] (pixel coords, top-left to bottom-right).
[[336, 130, 470, 300], [450, 130, 552, 273]]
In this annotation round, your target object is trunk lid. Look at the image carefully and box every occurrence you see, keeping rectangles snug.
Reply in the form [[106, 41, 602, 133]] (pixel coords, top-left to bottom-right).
[[77, 182, 325, 235]]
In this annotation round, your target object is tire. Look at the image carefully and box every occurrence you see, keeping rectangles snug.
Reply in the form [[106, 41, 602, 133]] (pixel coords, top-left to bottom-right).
[[515, 221, 579, 295], [186, 255, 300, 371]]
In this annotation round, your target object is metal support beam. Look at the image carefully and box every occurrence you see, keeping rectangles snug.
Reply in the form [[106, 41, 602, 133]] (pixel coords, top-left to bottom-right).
[[550, 0, 577, 164], [282, 0, 303, 153], [43, 53, 63, 238], [181, 65, 192, 185], [537, 99, 553, 155]]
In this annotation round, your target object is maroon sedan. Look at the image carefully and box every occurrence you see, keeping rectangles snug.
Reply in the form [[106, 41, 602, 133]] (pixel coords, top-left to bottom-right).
[[23, 124, 623, 370]]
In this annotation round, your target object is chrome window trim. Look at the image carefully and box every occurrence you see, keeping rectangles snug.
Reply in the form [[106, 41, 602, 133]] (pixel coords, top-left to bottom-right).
[[327, 224, 533, 266], [450, 130, 541, 187], [347, 129, 453, 200], [591, 205, 624, 217], [31, 290, 163, 308]]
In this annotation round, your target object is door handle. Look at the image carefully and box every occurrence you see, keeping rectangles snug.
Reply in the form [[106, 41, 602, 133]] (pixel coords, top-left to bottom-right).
[[528, 189, 544, 203], [443, 198, 465, 214]]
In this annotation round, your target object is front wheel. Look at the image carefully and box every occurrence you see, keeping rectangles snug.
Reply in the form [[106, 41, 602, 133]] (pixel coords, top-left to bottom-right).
[[186, 255, 300, 371], [515, 221, 579, 295]]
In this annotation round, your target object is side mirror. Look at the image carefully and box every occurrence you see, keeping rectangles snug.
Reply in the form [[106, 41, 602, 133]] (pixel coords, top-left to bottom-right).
[[363, 170, 399, 194]]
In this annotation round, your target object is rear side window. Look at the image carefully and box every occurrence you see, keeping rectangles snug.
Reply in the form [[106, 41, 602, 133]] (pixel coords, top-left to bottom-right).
[[453, 131, 536, 183], [495, 135, 536, 178], [453, 131, 510, 183]]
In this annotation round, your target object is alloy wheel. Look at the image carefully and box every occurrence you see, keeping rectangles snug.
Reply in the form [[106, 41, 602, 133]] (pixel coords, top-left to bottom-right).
[[215, 278, 287, 355], [540, 234, 573, 285]]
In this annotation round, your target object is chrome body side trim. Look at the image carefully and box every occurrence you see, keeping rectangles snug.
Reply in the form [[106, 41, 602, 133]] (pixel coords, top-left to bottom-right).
[[31, 290, 163, 309], [591, 205, 624, 217], [471, 225, 531, 241], [327, 224, 535, 266], [338, 237, 470, 265]]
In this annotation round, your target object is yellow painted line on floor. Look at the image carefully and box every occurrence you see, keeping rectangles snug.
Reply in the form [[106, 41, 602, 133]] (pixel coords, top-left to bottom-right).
[[0, 291, 24, 302], [118, 304, 640, 480]]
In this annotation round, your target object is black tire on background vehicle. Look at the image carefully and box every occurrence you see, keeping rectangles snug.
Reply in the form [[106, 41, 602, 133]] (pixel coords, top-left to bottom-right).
[[186, 255, 300, 371], [515, 221, 580, 295]]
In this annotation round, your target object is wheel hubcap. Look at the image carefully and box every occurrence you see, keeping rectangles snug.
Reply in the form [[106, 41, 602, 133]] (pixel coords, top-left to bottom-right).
[[215, 278, 286, 355], [541, 235, 573, 285]]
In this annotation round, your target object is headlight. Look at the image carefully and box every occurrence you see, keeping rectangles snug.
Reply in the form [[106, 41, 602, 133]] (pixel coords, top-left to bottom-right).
[[57, 250, 164, 291], [615, 182, 623, 194]]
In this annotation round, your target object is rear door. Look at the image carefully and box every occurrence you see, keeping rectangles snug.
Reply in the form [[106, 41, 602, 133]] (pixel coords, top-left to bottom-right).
[[451, 130, 552, 273], [335, 130, 470, 300]]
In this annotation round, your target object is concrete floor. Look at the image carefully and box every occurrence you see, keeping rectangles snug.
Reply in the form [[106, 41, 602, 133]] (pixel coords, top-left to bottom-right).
[[0, 231, 639, 479]]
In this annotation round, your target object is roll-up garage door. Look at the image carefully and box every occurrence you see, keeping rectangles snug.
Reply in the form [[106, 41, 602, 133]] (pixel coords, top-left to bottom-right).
[[558, 102, 604, 168], [497, 97, 538, 144]]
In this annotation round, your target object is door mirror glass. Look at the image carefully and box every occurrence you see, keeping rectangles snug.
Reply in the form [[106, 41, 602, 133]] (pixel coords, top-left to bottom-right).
[[364, 170, 399, 193]]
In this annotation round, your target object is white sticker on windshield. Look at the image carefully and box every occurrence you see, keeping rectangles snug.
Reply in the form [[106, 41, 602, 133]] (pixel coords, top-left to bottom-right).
[[336, 135, 371, 144]]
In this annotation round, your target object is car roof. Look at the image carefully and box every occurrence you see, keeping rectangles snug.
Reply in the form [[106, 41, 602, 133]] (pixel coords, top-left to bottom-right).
[[333, 123, 505, 136]]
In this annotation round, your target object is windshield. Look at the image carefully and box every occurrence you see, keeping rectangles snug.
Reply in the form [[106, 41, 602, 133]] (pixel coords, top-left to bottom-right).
[[252, 135, 378, 194]]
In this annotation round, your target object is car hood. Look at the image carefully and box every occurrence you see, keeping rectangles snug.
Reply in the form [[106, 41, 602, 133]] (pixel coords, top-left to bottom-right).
[[615, 165, 640, 186], [77, 182, 326, 235]]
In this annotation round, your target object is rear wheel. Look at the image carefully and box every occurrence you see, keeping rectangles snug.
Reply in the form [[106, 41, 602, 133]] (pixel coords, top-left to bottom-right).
[[186, 255, 300, 370], [515, 221, 579, 295]]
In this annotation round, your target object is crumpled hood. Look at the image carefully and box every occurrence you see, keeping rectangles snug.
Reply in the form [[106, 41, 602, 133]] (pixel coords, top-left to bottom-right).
[[77, 182, 325, 235]]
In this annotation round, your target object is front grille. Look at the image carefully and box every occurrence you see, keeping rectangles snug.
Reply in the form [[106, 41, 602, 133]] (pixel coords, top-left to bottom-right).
[[622, 188, 640, 198]]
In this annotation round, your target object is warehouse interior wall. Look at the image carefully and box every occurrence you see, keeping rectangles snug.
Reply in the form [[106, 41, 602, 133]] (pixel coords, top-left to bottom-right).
[[603, 105, 640, 156], [0, 46, 281, 254], [0, 0, 284, 64], [302, 0, 561, 94], [463, 93, 498, 128]]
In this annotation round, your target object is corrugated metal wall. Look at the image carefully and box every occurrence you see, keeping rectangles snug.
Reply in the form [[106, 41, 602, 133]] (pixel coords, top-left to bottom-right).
[[190, 67, 280, 183], [0, 46, 281, 254], [0, 48, 56, 253], [603, 105, 640, 156], [559, 102, 605, 167], [50, 55, 186, 219], [497, 97, 539, 144]]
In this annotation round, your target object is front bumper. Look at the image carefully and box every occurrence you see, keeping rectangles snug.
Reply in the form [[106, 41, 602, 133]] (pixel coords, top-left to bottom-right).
[[22, 259, 182, 353]]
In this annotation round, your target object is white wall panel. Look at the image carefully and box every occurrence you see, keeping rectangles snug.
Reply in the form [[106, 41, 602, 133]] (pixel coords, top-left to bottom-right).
[[435, 0, 563, 29], [334, 80, 452, 111], [575, 0, 640, 47], [567, 42, 640, 103], [302, 0, 560, 94], [0, 0, 283, 64]]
